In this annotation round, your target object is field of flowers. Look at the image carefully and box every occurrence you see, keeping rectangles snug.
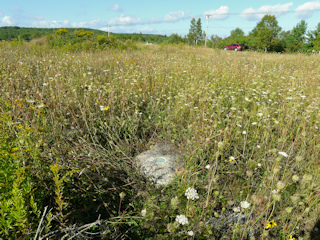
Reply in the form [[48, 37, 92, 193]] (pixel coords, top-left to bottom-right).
[[1, 41, 320, 239]]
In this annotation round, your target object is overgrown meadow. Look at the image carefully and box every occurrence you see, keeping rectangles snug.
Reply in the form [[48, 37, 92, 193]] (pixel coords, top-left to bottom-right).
[[1, 41, 320, 239]]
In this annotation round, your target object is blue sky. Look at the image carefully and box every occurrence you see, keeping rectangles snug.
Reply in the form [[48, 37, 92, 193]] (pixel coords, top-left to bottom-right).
[[1, 1, 320, 37]]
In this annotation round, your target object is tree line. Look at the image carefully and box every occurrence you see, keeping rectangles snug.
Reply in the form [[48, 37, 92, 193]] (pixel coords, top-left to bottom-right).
[[1, 14, 320, 52], [186, 15, 320, 52]]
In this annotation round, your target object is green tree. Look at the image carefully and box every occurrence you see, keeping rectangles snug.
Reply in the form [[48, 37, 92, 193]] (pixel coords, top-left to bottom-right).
[[313, 34, 320, 51], [168, 33, 184, 44], [250, 15, 282, 52], [286, 20, 307, 52], [230, 28, 245, 38], [188, 18, 203, 45], [307, 22, 320, 44], [210, 34, 223, 48]]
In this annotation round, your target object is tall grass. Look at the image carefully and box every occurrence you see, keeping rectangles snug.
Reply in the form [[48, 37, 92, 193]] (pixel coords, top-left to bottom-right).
[[0, 41, 320, 239]]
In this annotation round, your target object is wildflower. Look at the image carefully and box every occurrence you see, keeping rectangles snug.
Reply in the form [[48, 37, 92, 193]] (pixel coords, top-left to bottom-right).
[[278, 151, 288, 158], [289, 235, 297, 240], [37, 103, 45, 109], [100, 105, 109, 111], [257, 113, 263, 117], [233, 206, 240, 212], [302, 174, 312, 181], [229, 156, 236, 164], [26, 99, 35, 103], [176, 214, 189, 225], [170, 196, 180, 209], [187, 230, 194, 236], [265, 220, 277, 230], [276, 181, 286, 190], [141, 208, 147, 217], [240, 201, 250, 209], [257, 145, 261, 148], [242, 131, 247, 135], [252, 122, 257, 125], [205, 164, 210, 170], [257, 163, 262, 167], [185, 187, 199, 200]]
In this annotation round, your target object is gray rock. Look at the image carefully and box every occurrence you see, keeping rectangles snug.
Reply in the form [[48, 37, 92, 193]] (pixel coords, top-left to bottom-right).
[[135, 144, 183, 185], [207, 212, 260, 239]]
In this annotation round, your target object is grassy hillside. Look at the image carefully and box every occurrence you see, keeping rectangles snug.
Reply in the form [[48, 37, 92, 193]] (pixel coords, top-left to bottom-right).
[[0, 41, 320, 239], [0, 26, 168, 43]]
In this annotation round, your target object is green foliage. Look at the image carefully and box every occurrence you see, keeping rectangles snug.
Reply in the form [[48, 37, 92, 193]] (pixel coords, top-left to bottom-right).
[[250, 14, 282, 52], [230, 28, 245, 38], [168, 33, 184, 44], [313, 34, 320, 51], [307, 22, 320, 44], [188, 18, 203, 45], [285, 20, 308, 52], [0, 110, 42, 238]]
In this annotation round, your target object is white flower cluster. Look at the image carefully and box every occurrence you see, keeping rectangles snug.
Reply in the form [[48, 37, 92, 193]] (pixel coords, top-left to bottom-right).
[[185, 187, 199, 200], [240, 200, 251, 209], [175, 214, 189, 225], [278, 151, 288, 158]]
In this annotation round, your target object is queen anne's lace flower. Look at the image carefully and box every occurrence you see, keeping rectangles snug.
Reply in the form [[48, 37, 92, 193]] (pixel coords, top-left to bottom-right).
[[278, 151, 288, 158], [141, 208, 146, 217], [175, 214, 189, 225], [185, 187, 199, 200], [233, 206, 240, 212], [240, 200, 251, 209]]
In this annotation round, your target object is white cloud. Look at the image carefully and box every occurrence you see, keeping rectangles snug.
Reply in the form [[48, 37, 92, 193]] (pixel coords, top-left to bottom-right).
[[137, 26, 155, 33], [163, 10, 187, 22], [149, 17, 161, 24], [71, 18, 101, 28], [203, 6, 230, 20], [295, 2, 320, 18], [32, 19, 70, 28], [1, 16, 15, 25], [31, 18, 101, 28], [108, 14, 141, 26], [28, 15, 45, 20], [110, 4, 123, 12], [240, 3, 293, 21]]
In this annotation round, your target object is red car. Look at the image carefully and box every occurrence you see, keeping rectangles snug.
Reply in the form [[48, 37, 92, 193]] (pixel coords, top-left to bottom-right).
[[223, 44, 242, 51]]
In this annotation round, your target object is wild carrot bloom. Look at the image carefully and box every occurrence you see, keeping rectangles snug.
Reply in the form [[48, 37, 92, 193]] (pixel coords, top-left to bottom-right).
[[240, 201, 250, 209], [185, 187, 199, 200], [175, 214, 189, 225]]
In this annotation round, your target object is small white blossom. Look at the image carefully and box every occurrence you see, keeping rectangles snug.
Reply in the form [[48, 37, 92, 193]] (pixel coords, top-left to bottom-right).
[[141, 208, 147, 217], [242, 131, 247, 135], [252, 122, 257, 125], [205, 164, 210, 170], [187, 230, 194, 236], [257, 113, 263, 117], [257, 145, 261, 148], [233, 206, 240, 212], [257, 163, 262, 167], [185, 187, 199, 200], [176, 214, 189, 225], [278, 151, 288, 158], [240, 201, 251, 209]]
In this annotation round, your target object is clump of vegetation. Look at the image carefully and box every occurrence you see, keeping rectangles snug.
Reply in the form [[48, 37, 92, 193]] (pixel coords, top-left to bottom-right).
[[0, 39, 320, 239]]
